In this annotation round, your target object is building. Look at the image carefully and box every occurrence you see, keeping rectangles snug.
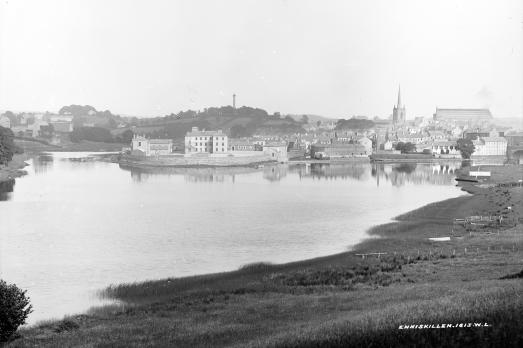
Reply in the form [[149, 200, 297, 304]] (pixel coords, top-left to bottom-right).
[[0, 115, 11, 128], [433, 108, 493, 125], [263, 142, 288, 162], [505, 132, 523, 146], [131, 134, 173, 156], [472, 137, 507, 157], [310, 143, 369, 159], [229, 139, 258, 151], [184, 127, 228, 154], [392, 86, 406, 124]]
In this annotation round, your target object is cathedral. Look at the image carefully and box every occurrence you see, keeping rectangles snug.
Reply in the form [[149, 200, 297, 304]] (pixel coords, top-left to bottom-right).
[[392, 86, 406, 124]]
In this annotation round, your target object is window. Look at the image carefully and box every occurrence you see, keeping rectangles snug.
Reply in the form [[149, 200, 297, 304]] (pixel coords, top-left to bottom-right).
[[138, 142, 141, 146]]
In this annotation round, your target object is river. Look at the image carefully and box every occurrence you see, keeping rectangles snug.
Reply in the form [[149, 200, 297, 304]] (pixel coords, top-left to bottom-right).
[[0, 152, 466, 324]]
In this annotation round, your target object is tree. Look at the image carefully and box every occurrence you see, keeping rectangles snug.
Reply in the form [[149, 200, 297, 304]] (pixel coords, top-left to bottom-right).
[[457, 138, 475, 159], [0, 126, 19, 165], [116, 129, 134, 143], [0, 280, 33, 342], [70, 127, 114, 143], [316, 120, 321, 127], [336, 118, 375, 130], [300, 115, 309, 124], [395, 142, 416, 154]]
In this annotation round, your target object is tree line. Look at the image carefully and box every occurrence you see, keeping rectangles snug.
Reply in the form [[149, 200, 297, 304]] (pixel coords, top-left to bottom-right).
[[0, 126, 22, 165]]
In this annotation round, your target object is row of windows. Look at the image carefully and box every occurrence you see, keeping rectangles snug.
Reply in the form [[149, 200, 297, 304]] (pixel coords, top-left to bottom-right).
[[192, 136, 225, 141], [189, 148, 226, 152], [193, 142, 225, 146]]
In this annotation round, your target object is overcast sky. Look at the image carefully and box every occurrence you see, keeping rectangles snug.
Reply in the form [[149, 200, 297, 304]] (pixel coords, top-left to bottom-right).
[[0, 0, 521, 119]]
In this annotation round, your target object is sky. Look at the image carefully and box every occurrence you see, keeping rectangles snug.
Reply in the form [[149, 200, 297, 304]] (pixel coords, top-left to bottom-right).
[[0, 0, 521, 119]]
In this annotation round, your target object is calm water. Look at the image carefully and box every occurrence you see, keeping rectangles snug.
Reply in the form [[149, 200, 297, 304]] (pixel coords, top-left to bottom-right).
[[0, 153, 466, 324]]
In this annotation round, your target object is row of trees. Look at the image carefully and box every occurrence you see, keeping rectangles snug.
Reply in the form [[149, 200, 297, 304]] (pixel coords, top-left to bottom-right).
[[69, 127, 133, 143]]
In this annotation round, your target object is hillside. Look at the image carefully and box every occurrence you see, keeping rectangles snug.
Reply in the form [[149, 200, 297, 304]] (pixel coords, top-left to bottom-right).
[[113, 106, 306, 139]]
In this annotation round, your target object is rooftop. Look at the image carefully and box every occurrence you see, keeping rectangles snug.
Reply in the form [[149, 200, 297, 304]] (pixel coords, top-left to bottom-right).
[[434, 108, 493, 121]]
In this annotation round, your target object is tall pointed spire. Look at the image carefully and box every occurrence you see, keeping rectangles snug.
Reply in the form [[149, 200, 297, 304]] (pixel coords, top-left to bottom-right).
[[397, 85, 402, 108]]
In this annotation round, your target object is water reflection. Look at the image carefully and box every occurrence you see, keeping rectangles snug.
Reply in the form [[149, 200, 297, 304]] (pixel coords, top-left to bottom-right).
[[118, 161, 462, 186], [371, 162, 460, 187], [119, 164, 259, 183], [32, 155, 54, 175]]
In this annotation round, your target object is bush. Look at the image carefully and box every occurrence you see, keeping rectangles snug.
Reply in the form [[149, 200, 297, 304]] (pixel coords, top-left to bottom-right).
[[0, 280, 33, 342]]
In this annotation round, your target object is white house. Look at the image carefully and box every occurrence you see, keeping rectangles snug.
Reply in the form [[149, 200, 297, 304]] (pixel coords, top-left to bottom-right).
[[184, 127, 228, 154]]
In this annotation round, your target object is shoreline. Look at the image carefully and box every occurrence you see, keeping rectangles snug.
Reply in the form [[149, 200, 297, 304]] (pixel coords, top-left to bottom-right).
[[9, 164, 523, 346], [0, 153, 30, 184]]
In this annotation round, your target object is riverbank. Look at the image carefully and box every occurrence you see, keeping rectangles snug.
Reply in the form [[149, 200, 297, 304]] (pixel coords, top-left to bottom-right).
[[0, 154, 29, 184], [14, 138, 124, 153], [8, 165, 523, 347]]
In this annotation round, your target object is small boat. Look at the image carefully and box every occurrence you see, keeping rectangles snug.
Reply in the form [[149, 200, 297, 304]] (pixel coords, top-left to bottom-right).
[[455, 177, 478, 183]]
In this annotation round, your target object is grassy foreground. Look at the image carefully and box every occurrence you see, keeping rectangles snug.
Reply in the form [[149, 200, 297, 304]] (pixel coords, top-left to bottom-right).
[[7, 165, 523, 347]]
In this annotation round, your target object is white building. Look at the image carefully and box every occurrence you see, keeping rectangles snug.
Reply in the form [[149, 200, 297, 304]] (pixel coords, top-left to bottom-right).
[[263, 142, 288, 162], [472, 137, 507, 157], [431, 141, 461, 158], [184, 127, 228, 154], [131, 134, 173, 156]]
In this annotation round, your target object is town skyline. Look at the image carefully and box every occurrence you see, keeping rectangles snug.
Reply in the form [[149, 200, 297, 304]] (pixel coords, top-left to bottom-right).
[[1, 0, 521, 119]]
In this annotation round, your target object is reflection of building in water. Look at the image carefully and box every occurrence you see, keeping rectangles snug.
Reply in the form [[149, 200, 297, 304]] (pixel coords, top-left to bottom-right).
[[371, 162, 461, 187], [263, 165, 288, 181], [32, 155, 54, 175], [120, 164, 258, 183], [289, 163, 371, 181]]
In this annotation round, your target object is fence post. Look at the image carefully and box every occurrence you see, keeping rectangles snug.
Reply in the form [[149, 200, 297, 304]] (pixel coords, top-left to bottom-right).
[[465, 247, 467, 254]]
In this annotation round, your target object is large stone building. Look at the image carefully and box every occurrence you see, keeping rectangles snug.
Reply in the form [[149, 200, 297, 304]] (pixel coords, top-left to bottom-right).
[[184, 127, 228, 154], [392, 86, 406, 125], [471, 137, 507, 157], [131, 134, 173, 156], [433, 108, 493, 126]]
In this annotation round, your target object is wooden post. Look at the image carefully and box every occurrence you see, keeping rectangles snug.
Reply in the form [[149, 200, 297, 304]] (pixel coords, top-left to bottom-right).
[[453, 249, 455, 256], [465, 247, 467, 254]]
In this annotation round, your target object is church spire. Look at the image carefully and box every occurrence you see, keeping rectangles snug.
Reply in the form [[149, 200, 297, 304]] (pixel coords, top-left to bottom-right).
[[397, 85, 402, 108]]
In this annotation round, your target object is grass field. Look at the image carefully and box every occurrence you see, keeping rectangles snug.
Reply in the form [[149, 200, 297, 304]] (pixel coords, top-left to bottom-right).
[[6, 165, 523, 347]]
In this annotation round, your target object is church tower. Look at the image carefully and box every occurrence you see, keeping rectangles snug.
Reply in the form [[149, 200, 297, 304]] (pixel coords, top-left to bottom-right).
[[392, 85, 406, 124]]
